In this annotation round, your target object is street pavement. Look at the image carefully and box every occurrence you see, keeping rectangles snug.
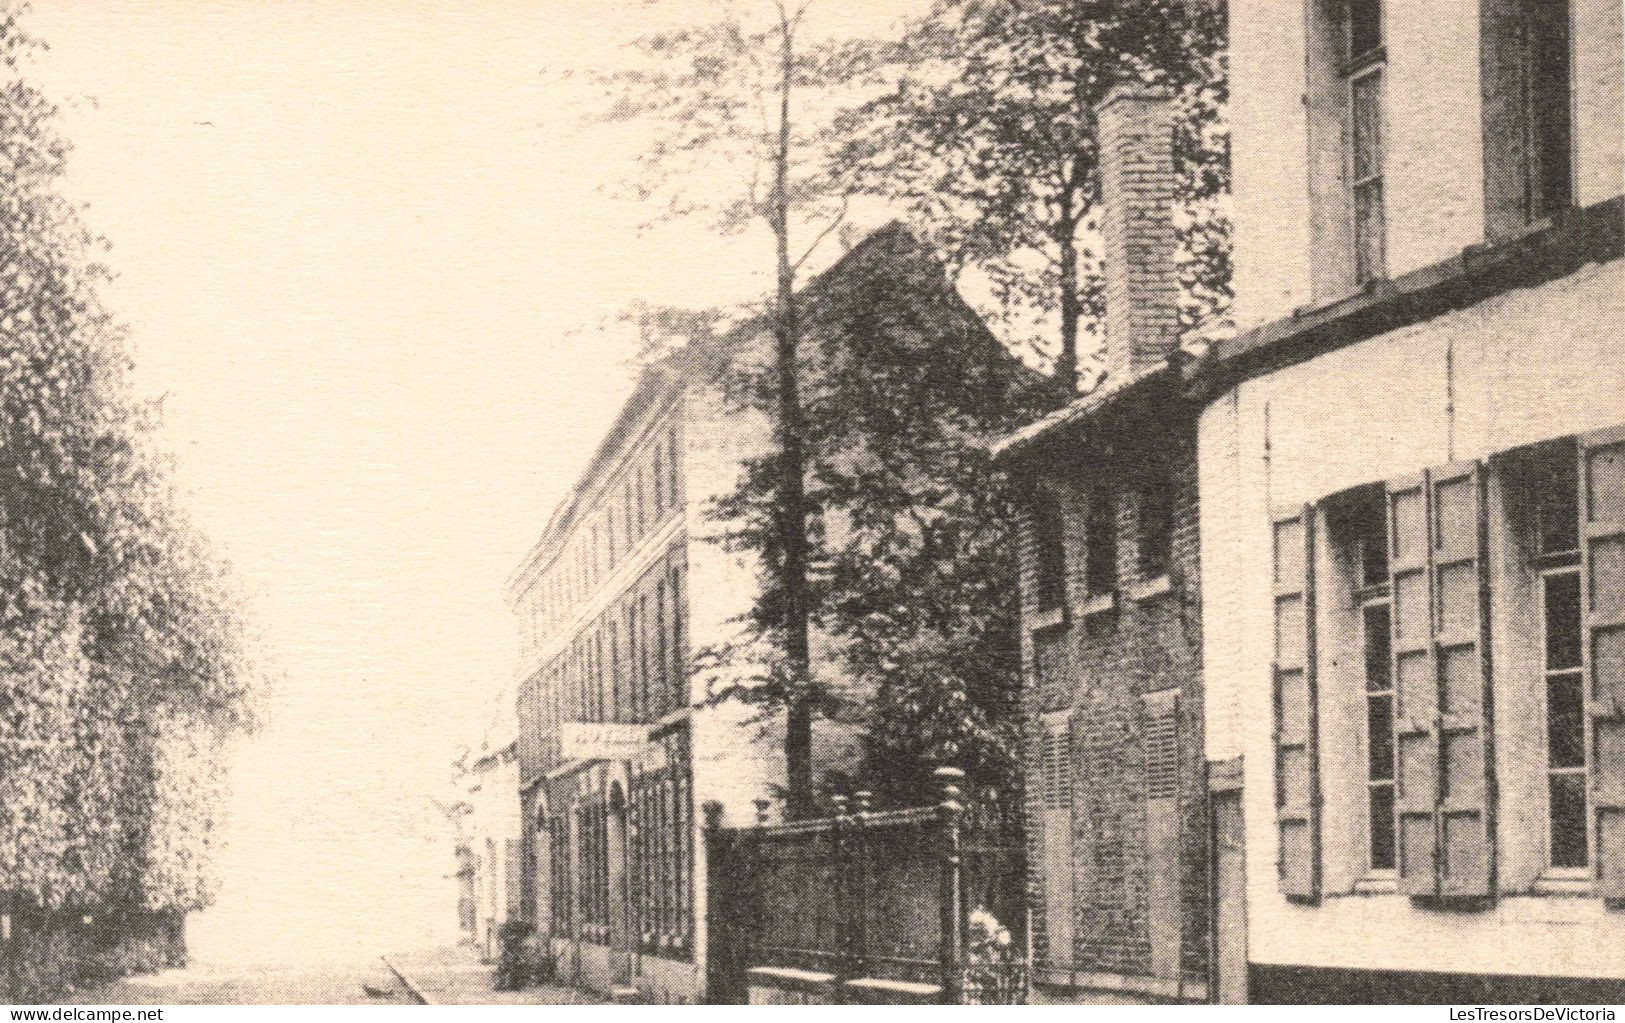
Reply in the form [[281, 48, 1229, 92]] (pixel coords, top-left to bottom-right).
[[61, 944, 600, 1005], [384, 945, 603, 1004], [62, 960, 416, 1005]]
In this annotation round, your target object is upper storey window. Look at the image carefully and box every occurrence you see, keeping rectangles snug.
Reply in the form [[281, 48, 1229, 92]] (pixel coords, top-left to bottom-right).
[[1345, 0, 1386, 285], [1030, 488, 1067, 613], [1483, 0, 1573, 238]]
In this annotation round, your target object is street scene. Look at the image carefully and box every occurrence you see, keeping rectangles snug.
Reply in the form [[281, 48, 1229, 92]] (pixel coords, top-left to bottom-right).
[[2, 0, 1624, 1009]]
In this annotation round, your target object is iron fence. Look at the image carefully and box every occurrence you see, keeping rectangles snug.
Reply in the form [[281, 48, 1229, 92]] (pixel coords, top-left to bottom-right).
[[704, 769, 1027, 1004]]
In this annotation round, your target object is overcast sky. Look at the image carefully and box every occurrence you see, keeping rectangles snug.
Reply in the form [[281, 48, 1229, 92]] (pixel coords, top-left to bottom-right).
[[26, 0, 917, 964]]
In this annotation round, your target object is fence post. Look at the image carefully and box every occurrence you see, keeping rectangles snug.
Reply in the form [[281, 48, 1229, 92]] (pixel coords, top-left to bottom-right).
[[852, 790, 872, 981], [935, 767, 966, 1004], [830, 794, 853, 986]]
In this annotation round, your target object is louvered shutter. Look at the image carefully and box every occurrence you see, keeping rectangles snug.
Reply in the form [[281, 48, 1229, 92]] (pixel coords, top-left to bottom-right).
[[1430, 463, 1495, 898], [1272, 505, 1320, 901], [1389, 464, 1496, 899], [1580, 426, 1625, 899], [1389, 475, 1440, 895]]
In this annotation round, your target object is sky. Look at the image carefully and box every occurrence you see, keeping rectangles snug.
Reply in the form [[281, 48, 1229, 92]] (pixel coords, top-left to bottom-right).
[[25, 0, 918, 965]]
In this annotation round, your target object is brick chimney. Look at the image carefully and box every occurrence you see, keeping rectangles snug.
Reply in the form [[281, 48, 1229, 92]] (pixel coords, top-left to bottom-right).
[[1096, 85, 1180, 385]]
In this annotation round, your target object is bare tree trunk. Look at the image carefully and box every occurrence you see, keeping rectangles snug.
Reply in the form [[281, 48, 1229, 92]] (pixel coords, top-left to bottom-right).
[[1054, 188, 1081, 395], [772, 3, 815, 819]]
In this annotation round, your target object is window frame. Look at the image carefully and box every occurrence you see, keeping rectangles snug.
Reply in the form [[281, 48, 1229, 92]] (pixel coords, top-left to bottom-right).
[[1343, 0, 1388, 285]]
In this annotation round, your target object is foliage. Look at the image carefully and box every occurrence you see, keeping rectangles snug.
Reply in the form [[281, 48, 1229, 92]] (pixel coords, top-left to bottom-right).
[[964, 906, 1024, 1004], [588, 0, 887, 814], [830, 0, 1231, 385], [0, 2, 266, 920], [708, 226, 1055, 804], [493, 919, 542, 990]]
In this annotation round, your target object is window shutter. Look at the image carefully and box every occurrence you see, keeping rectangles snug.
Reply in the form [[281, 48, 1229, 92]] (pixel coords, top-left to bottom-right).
[[1040, 714, 1074, 966], [1388, 475, 1440, 895], [1580, 426, 1625, 899], [1389, 465, 1496, 900], [1429, 463, 1495, 899], [1272, 505, 1321, 902]]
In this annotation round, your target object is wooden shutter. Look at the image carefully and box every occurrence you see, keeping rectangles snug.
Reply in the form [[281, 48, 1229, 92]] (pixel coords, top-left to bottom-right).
[[1430, 463, 1495, 898], [1389, 464, 1496, 899], [1580, 426, 1625, 899], [1272, 505, 1320, 902], [1389, 474, 1440, 895]]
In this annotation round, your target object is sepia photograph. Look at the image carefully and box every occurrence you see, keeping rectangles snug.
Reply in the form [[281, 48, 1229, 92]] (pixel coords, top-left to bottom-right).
[[1, 0, 1622, 1010]]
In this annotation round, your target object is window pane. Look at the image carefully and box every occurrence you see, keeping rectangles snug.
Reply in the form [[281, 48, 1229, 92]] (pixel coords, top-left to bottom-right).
[[1033, 491, 1067, 610], [1354, 180, 1386, 283], [1368, 693, 1395, 781], [1538, 447, 1580, 554], [1545, 571, 1582, 670], [1351, 72, 1383, 181], [1364, 603, 1392, 690], [1369, 782, 1396, 870], [1547, 669, 1586, 769], [1348, 0, 1382, 59], [1549, 771, 1589, 868], [1088, 490, 1118, 595]]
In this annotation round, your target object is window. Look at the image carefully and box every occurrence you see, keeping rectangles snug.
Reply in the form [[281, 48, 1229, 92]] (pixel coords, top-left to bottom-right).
[[548, 812, 573, 935], [1533, 446, 1587, 868], [668, 425, 681, 509], [1365, 601, 1397, 870], [670, 564, 685, 706], [631, 729, 694, 957], [1030, 489, 1067, 611], [608, 621, 621, 722], [1345, 0, 1387, 284], [653, 445, 665, 519], [656, 579, 669, 714], [1086, 489, 1118, 596], [1138, 477, 1174, 579]]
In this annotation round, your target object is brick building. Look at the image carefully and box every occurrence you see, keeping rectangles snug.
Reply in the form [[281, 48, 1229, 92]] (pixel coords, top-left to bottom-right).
[[1195, 0, 1624, 1001], [992, 87, 1210, 1004]]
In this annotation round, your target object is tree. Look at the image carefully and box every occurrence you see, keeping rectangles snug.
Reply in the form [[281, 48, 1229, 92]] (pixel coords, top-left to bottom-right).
[[0, 1, 266, 926], [592, 0, 877, 817], [831, 0, 1230, 389]]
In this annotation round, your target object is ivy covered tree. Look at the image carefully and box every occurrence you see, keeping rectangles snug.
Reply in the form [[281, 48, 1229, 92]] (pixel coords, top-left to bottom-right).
[[0, 0, 266, 933], [791, 226, 1054, 803], [830, 0, 1230, 388]]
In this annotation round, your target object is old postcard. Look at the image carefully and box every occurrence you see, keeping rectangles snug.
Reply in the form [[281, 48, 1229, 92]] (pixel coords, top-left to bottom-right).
[[2, 0, 1622, 1010]]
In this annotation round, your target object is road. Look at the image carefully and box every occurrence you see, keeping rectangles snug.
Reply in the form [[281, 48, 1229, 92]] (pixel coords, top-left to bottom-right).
[[62, 960, 416, 1005], [62, 946, 601, 1005]]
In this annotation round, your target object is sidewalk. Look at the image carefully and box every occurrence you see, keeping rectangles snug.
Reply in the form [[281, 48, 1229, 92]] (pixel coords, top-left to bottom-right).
[[383, 945, 603, 1005]]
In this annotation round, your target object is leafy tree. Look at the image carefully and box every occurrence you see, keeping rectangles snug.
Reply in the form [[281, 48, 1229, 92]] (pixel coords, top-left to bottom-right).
[[831, 0, 1230, 389], [591, 0, 878, 816], [698, 225, 1054, 807], [0, 1, 266, 922]]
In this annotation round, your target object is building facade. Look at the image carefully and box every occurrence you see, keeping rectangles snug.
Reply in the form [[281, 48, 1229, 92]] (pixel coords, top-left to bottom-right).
[[506, 341, 781, 1003], [450, 706, 522, 962], [995, 89, 1210, 1004], [1198, 0, 1624, 1001]]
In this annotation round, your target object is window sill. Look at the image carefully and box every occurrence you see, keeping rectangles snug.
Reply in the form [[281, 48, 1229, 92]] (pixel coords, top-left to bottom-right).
[[1080, 591, 1117, 618], [1029, 605, 1067, 634], [1352, 873, 1398, 895], [1126, 574, 1173, 602]]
